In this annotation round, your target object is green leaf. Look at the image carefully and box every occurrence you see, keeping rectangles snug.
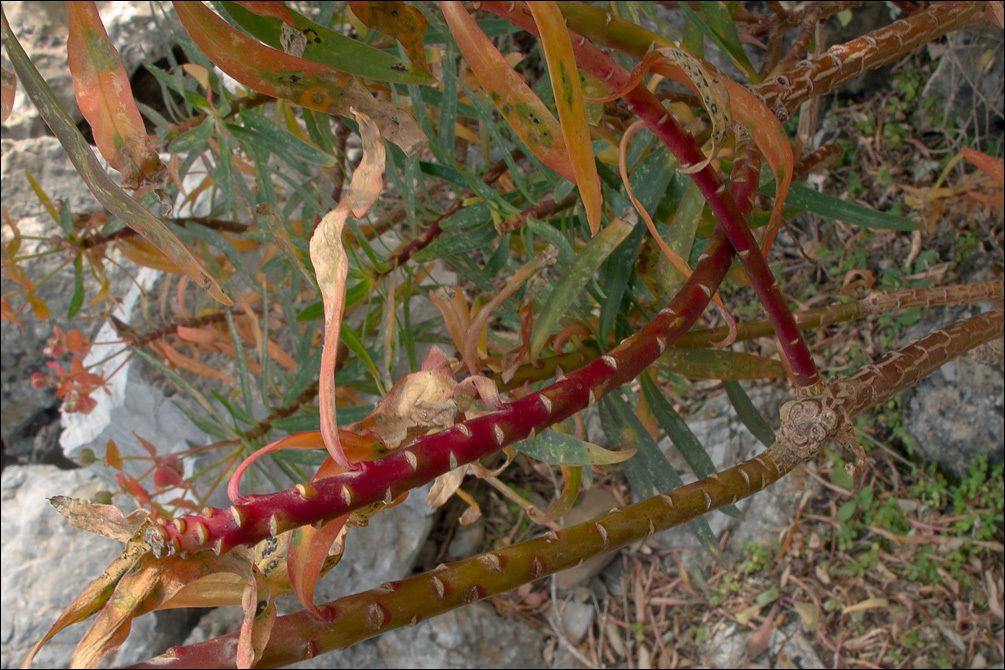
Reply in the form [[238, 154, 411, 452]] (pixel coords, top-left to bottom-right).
[[640, 374, 743, 519], [657, 349, 785, 380], [220, 1, 435, 85], [296, 301, 324, 323], [530, 217, 633, 359], [339, 326, 384, 394], [441, 202, 492, 231], [526, 218, 575, 266], [412, 222, 497, 262], [678, 3, 758, 82], [836, 499, 858, 522], [598, 221, 645, 347], [168, 116, 215, 153], [225, 309, 255, 420], [271, 446, 327, 466], [512, 429, 636, 466], [723, 381, 776, 448], [68, 255, 84, 319], [761, 181, 921, 231], [237, 108, 337, 167], [173, 401, 237, 442], [271, 414, 323, 435], [599, 391, 722, 561], [58, 200, 73, 237], [438, 47, 458, 153]]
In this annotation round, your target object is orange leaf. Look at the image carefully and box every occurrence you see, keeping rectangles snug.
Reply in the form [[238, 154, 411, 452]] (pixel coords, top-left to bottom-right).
[[104, 439, 123, 470], [529, 2, 602, 235], [266, 338, 298, 371], [20, 546, 140, 669], [26, 290, 49, 320], [155, 340, 236, 383], [117, 237, 185, 274], [1, 67, 15, 123], [348, 1, 429, 71], [233, 1, 295, 26], [441, 1, 576, 183], [65, 2, 166, 191], [173, 1, 423, 155], [724, 79, 793, 252], [175, 324, 222, 344], [287, 461, 349, 618], [962, 146, 1005, 186]]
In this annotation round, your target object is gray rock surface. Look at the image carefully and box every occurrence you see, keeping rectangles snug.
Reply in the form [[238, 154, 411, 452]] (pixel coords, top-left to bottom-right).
[[703, 619, 824, 669], [372, 603, 545, 669], [902, 306, 1005, 476]]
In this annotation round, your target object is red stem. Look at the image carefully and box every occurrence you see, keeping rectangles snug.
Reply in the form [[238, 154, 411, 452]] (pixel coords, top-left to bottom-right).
[[478, 1, 821, 388]]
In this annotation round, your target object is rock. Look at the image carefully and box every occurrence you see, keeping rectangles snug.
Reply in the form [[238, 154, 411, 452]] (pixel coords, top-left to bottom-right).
[[373, 603, 545, 669], [902, 305, 1004, 476], [445, 517, 485, 561], [700, 619, 824, 668], [0, 465, 192, 668], [923, 28, 1005, 138], [548, 588, 596, 644], [175, 490, 437, 669], [0, 137, 108, 467]]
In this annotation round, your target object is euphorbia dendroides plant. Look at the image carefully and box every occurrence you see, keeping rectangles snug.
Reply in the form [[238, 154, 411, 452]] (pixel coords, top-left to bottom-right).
[[2, 1, 1002, 668]]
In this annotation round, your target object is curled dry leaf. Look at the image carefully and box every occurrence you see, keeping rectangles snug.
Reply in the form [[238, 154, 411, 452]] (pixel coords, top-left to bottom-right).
[[310, 108, 385, 469], [353, 346, 461, 449], [49, 495, 150, 542]]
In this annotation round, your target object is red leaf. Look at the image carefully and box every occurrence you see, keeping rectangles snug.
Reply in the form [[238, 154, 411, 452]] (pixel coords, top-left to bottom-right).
[[104, 439, 123, 471], [65, 2, 166, 191]]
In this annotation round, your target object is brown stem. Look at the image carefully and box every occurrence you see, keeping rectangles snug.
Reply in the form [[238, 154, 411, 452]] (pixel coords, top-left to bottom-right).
[[772, 302, 1004, 471], [752, 1, 981, 119], [79, 217, 249, 250], [377, 153, 521, 276]]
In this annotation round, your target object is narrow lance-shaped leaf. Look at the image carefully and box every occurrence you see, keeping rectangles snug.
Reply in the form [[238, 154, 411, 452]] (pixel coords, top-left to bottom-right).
[[172, 1, 424, 155], [552, 3, 794, 250], [222, 1, 434, 84], [286, 458, 350, 621], [0, 6, 231, 305], [347, 1, 431, 73], [440, 1, 576, 182], [65, 2, 167, 191], [599, 392, 722, 560], [656, 348, 786, 380], [529, 216, 633, 360], [511, 428, 636, 466], [529, 1, 602, 235], [310, 108, 386, 470]]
